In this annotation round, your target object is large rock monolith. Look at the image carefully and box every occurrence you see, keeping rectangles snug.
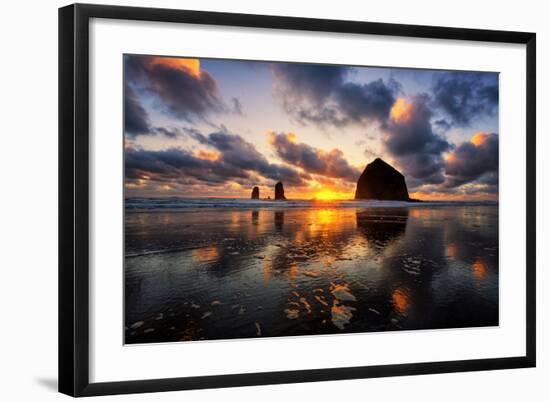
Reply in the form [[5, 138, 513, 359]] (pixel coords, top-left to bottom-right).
[[354, 158, 410, 201], [251, 186, 260, 200], [274, 182, 286, 200]]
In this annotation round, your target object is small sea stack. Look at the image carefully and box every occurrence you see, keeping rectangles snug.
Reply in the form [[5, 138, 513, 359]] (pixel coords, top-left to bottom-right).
[[251, 186, 260, 200], [274, 181, 286, 200], [355, 158, 410, 201]]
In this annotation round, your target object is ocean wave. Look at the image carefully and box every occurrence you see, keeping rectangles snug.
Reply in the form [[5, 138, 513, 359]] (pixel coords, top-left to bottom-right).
[[125, 197, 497, 211]]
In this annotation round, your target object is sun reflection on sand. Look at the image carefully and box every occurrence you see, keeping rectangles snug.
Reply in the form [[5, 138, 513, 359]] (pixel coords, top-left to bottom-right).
[[317, 209, 338, 225], [263, 259, 273, 284], [331, 302, 356, 330], [392, 287, 410, 314], [285, 263, 298, 283], [447, 243, 458, 259], [472, 258, 488, 280], [192, 246, 219, 264]]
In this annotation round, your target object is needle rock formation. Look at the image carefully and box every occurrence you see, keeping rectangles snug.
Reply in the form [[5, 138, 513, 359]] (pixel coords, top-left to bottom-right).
[[275, 182, 286, 200]]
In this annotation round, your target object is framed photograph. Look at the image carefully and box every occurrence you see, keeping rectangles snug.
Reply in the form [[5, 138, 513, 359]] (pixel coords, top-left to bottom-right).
[[59, 3, 536, 397]]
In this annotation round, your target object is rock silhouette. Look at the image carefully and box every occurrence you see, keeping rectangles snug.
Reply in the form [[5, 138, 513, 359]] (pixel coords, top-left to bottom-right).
[[274, 182, 286, 200], [355, 158, 410, 201], [251, 186, 260, 200]]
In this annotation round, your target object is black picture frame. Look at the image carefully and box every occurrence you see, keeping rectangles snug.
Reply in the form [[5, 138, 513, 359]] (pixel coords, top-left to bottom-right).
[[59, 3, 536, 397]]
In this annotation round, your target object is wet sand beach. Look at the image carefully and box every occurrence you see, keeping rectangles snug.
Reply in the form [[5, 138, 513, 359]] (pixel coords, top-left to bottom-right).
[[125, 203, 498, 344]]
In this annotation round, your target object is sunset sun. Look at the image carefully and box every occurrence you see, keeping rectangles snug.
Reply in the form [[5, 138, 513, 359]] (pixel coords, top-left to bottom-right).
[[314, 189, 349, 201]]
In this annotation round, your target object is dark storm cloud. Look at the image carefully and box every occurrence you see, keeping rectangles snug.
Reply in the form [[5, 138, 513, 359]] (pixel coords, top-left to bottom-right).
[[268, 132, 361, 181], [126, 130, 308, 187], [272, 63, 348, 102], [383, 95, 452, 186], [271, 63, 398, 127], [334, 80, 398, 123], [444, 133, 499, 188], [125, 147, 249, 185], [431, 71, 499, 126], [124, 81, 196, 139], [124, 83, 151, 136], [125, 55, 224, 122]]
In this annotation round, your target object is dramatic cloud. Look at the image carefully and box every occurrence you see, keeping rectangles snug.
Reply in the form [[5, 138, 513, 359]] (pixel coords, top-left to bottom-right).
[[271, 63, 398, 127], [193, 130, 308, 185], [444, 132, 499, 188], [431, 72, 499, 126], [268, 132, 361, 181], [125, 55, 225, 122], [124, 83, 151, 136], [383, 96, 452, 186], [126, 129, 308, 192]]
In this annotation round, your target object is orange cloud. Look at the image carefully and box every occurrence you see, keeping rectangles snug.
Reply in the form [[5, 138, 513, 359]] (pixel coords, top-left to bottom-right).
[[195, 150, 220, 161], [149, 57, 201, 78], [390, 97, 413, 123], [471, 132, 490, 147], [268, 131, 298, 145], [444, 153, 456, 163]]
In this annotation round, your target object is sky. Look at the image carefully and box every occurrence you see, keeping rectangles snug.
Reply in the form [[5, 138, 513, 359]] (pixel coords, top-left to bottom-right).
[[124, 54, 499, 201]]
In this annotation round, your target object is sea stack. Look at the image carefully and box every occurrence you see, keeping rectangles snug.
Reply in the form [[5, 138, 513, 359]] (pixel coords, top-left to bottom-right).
[[354, 158, 410, 201], [274, 181, 286, 200], [251, 186, 260, 200]]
